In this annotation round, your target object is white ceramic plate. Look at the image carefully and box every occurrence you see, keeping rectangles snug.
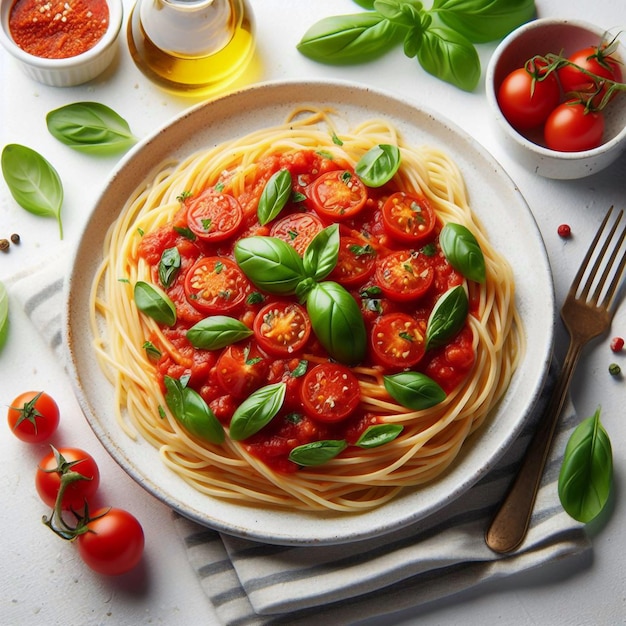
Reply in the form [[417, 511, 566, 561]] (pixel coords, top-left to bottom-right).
[[64, 79, 554, 546]]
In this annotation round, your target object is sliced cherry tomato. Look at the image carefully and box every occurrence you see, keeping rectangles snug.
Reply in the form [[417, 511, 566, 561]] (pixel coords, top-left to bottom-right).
[[77, 507, 144, 576], [375, 250, 434, 302], [7, 390, 59, 443], [215, 342, 269, 399], [307, 169, 368, 220], [370, 312, 426, 369], [382, 192, 437, 245], [185, 189, 243, 242], [300, 363, 361, 422], [184, 256, 249, 314], [558, 45, 623, 106], [329, 236, 377, 287], [544, 101, 605, 152], [270, 212, 323, 255], [497, 64, 560, 130], [253, 301, 311, 357], [36, 447, 100, 511]]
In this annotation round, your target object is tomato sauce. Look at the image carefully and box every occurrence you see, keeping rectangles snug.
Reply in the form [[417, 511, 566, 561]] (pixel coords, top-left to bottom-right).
[[9, 0, 109, 59], [138, 149, 477, 472]]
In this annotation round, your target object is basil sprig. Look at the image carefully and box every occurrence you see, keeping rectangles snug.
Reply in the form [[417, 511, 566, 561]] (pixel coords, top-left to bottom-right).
[[425, 285, 468, 350], [1, 144, 64, 239], [355, 144, 401, 187], [356, 424, 403, 448], [164, 375, 225, 444], [297, 0, 535, 91], [158, 247, 181, 288], [229, 382, 286, 440], [383, 372, 445, 410], [439, 223, 486, 283], [288, 440, 348, 466], [134, 281, 177, 326], [558, 407, 613, 523], [46, 102, 137, 155], [187, 316, 253, 350], [257, 169, 292, 225]]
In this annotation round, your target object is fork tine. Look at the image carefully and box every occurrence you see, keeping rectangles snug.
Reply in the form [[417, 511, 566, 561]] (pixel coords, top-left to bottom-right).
[[601, 214, 626, 309]]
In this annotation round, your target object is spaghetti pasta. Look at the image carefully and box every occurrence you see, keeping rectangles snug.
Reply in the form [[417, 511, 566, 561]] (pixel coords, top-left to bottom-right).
[[90, 108, 523, 512]]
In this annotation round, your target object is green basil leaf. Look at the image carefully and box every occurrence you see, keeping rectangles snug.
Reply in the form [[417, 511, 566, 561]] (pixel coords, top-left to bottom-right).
[[439, 223, 486, 283], [187, 315, 253, 350], [297, 13, 402, 64], [416, 27, 480, 91], [303, 224, 340, 281], [164, 376, 225, 444], [257, 169, 292, 225], [355, 144, 401, 187], [142, 340, 161, 360], [234, 236, 306, 295], [374, 0, 423, 27], [0, 280, 8, 350], [431, 0, 536, 43], [46, 102, 137, 154], [425, 285, 468, 350], [353, 0, 375, 8], [134, 280, 177, 326], [1, 144, 64, 239], [356, 424, 404, 448], [306, 281, 367, 366], [288, 439, 348, 466], [383, 372, 446, 409], [229, 382, 286, 440], [558, 407, 613, 523], [158, 246, 181, 288]]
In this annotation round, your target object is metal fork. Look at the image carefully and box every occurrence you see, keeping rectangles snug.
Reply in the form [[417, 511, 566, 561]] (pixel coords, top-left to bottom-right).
[[485, 206, 626, 554]]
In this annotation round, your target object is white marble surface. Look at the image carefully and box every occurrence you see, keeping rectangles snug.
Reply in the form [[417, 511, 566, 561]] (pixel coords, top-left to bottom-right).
[[1, 1, 625, 624]]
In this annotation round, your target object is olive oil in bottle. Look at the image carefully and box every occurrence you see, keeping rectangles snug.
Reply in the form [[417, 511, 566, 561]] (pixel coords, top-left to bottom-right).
[[127, 0, 255, 96]]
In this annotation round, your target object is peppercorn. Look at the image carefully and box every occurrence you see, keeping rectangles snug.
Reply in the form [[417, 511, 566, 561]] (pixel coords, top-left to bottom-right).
[[609, 363, 621, 376], [0, 238, 9, 252], [610, 337, 624, 352], [557, 224, 572, 238], [10, 233, 20, 244]]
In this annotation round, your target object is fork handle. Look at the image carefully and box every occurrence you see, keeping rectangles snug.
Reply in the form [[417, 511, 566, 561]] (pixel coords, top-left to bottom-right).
[[485, 338, 583, 553]]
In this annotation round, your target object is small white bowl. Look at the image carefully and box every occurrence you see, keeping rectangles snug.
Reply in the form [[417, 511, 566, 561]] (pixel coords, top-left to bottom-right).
[[486, 18, 626, 179], [0, 0, 123, 87]]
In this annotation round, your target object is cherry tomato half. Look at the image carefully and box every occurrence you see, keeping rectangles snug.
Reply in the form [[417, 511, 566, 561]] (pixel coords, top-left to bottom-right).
[[307, 169, 368, 220], [544, 102, 605, 152], [375, 250, 434, 302], [270, 212, 323, 255], [497, 65, 560, 130], [77, 507, 144, 576], [215, 343, 269, 399], [253, 301, 311, 357], [558, 45, 623, 106], [382, 192, 437, 245], [7, 390, 59, 443], [300, 363, 361, 422], [36, 447, 100, 511], [184, 256, 249, 314], [329, 236, 377, 287], [371, 312, 426, 369], [186, 189, 243, 242]]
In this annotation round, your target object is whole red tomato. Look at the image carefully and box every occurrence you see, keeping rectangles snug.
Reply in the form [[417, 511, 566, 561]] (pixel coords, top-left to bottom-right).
[[77, 507, 145, 576], [7, 391, 59, 443], [36, 447, 100, 511], [544, 101, 605, 152]]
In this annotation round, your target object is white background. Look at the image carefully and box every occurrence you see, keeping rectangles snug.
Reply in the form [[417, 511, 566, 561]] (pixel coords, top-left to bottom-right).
[[1, 0, 626, 624]]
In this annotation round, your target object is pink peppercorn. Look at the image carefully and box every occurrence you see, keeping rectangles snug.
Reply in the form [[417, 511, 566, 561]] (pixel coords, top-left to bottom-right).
[[610, 337, 624, 352], [557, 224, 571, 238]]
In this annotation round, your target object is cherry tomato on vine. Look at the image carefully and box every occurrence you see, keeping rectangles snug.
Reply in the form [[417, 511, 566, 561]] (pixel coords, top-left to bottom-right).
[[371, 312, 426, 369], [36, 447, 100, 510], [329, 236, 377, 287], [375, 250, 434, 302], [300, 363, 361, 422], [270, 212, 323, 255], [382, 192, 437, 245], [497, 64, 560, 130], [558, 45, 622, 106], [184, 256, 249, 314], [215, 343, 269, 399], [307, 169, 368, 220], [544, 102, 605, 152], [186, 189, 243, 242], [7, 391, 59, 443], [253, 301, 311, 357], [76, 507, 144, 576]]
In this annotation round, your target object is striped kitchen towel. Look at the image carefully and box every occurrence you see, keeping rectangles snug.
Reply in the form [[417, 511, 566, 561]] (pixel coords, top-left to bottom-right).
[[8, 256, 590, 626]]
